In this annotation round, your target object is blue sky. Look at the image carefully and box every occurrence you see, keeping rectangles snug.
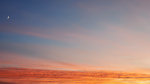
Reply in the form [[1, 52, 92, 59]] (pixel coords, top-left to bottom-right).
[[1, 0, 150, 72]]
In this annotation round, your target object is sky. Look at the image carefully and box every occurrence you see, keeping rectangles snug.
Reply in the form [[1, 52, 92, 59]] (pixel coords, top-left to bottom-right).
[[1, 0, 150, 72]]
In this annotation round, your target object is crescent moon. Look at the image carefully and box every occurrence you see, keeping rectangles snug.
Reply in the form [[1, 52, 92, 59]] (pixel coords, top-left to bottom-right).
[[7, 16, 10, 20]]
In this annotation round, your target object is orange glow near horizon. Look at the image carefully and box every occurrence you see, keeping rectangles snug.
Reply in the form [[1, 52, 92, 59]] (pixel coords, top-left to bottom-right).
[[0, 68, 150, 84]]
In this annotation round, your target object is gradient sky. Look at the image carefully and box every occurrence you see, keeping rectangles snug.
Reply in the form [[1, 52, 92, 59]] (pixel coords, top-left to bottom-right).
[[1, 0, 150, 72]]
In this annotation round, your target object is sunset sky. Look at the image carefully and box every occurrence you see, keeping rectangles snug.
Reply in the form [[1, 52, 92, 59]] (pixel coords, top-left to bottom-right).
[[1, 0, 150, 73]]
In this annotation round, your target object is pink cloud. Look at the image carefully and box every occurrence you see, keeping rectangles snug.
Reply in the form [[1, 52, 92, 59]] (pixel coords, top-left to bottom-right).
[[0, 25, 109, 46], [0, 51, 110, 71]]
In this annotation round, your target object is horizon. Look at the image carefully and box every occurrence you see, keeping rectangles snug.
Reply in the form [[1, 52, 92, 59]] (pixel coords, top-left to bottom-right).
[[1, 67, 150, 84]]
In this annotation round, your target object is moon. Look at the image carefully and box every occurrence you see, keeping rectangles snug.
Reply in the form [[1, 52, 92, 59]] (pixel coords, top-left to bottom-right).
[[7, 16, 10, 20]]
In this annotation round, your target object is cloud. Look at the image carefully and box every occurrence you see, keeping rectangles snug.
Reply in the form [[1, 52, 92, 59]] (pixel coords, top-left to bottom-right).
[[0, 24, 108, 46], [0, 51, 110, 71], [1, 22, 150, 72]]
